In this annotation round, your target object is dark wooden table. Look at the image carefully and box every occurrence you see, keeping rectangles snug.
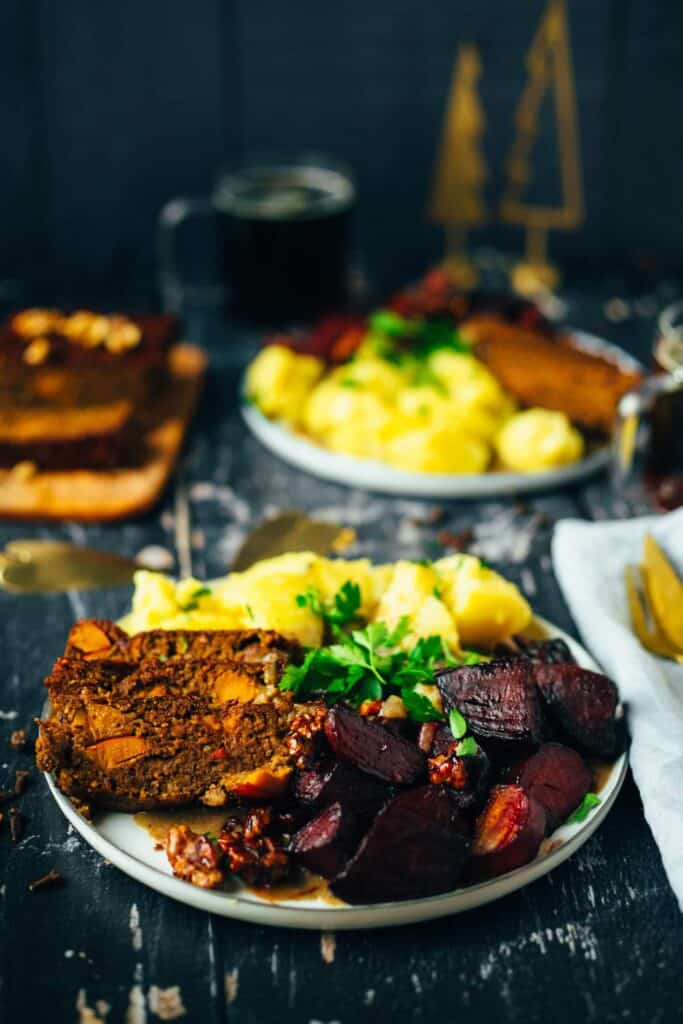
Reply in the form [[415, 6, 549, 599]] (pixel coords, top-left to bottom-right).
[[1, 281, 681, 1024]]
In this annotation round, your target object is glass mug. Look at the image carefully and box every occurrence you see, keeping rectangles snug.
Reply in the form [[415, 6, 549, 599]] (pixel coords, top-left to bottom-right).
[[158, 154, 356, 326], [613, 300, 683, 509]]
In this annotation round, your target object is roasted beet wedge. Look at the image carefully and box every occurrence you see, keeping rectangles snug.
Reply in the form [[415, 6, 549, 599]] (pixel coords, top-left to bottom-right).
[[465, 784, 546, 882], [290, 802, 364, 879], [324, 705, 426, 785], [512, 636, 575, 665], [294, 758, 390, 823], [533, 664, 618, 758], [509, 742, 592, 833], [331, 786, 470, 904], [436, 659, 543, 751]]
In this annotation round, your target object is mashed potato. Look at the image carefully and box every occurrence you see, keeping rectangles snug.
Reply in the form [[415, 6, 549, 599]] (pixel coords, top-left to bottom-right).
[[124, 552, 532, 649], [246, 345, 324, 425], [246, 335, 583, 476], [495, 408, 584, 472]]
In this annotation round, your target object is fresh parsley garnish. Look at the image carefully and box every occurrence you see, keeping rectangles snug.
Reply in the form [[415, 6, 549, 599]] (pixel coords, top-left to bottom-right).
[[401, 688, 445, 722], [296, 581, 362, 633], [178, 586, 212, 612], [281, 582, 479, 722], [448, 707, 467, 739], [455, 736, 478, 757], [566, 792, 601, 824], [368, 309, 419, 338], [367, 309, 471, 362]]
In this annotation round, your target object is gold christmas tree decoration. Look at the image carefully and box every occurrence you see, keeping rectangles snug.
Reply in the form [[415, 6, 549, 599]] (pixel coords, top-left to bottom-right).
[[500, 0, 584, 296], [429, 43, 488, 288]]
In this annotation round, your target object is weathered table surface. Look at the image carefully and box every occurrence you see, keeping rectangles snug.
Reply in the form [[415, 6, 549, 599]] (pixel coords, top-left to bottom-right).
[[1, 282, 681, 1024]]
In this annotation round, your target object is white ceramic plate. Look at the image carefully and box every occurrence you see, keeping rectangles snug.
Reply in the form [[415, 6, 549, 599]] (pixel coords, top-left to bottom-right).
[[241, 331, 641, 497], [45, 618, 627, 930]]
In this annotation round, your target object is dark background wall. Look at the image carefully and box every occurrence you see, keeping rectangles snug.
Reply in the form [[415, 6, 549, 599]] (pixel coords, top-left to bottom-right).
[[1, 0, 682, 307]]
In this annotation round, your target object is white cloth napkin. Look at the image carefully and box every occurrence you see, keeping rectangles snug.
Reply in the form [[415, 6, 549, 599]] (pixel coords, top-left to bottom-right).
[[553, 508, 683, 911]]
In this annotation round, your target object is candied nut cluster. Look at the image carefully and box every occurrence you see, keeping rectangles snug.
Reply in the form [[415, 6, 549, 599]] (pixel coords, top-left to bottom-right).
[[428, 745, 469, 790], [9, 461, 38, 483], [359, 699, 382, 717], [218, 807, 290, 886], [284, 704, 327, 768], [11, 307, 142, 355], [22, 337, 51, 365], [11, 308, 62, 337], [165, 824, 224, 889]]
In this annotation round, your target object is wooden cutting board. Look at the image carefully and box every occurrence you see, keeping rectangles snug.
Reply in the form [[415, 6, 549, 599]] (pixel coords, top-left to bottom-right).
[[0, 343, 207, 522]]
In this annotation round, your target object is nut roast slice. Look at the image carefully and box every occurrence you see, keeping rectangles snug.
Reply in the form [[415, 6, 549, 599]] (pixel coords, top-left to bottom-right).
[[37, 686, 311, 812], [64, 618, 301, 670], [38, 626, 314, 815]]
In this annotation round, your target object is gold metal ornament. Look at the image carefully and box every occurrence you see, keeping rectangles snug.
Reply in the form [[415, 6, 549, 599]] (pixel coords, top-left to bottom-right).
[[499, 0, 584, 295], [429, 42, 488, 288]]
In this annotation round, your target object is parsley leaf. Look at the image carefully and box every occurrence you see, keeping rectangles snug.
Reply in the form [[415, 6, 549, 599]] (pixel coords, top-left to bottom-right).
[[368, 309, 419, 338], [448, 707, 467, 739], [400, 688, 445, 722], [565, 792, 601, 824], [326, 644, 369, 669], [178, 585, 212, 612], [283, 583, 478, 722], [279, 649, 319, 695], [355, 677, 384, 704], [296, 581, 362, 631], [455, 736, 478, 757], [332, 581, 362, 625]]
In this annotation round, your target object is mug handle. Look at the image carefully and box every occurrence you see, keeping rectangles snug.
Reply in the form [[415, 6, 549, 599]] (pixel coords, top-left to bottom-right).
[[157, 196, 225, 312], [612, 373, 680, 483]]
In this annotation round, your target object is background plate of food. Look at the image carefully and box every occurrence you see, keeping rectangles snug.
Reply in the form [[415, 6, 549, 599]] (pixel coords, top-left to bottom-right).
[[241, 274, 642, 496], [39, 552, 628, 929]]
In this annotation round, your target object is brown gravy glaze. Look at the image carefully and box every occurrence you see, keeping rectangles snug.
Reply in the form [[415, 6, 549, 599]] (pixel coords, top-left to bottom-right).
[[135, 808, 229, 844], [590, 760, 613, 794], [248, 870, 343, 905], [134, 810, 342, 904]]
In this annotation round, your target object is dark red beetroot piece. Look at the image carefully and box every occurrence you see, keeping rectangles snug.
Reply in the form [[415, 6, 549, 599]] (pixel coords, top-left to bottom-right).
[[290, 802, 365, 879], [509, 742, 592, 833], [533, 664, 618, 758], [436, 658, 543, 750], [331, 786, 470, 904], [324, 705, 426, 785], [465, 784, 546, 882], [512, 636, 575, 666], [294, 758, 391, 823]]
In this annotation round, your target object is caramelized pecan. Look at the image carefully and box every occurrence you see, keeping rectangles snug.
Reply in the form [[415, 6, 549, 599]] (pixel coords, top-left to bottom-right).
[[428, 745, 468, 789], [284, 704, 327, 769], [218, 807, 289, 887], [165, 825, 224, 889]]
